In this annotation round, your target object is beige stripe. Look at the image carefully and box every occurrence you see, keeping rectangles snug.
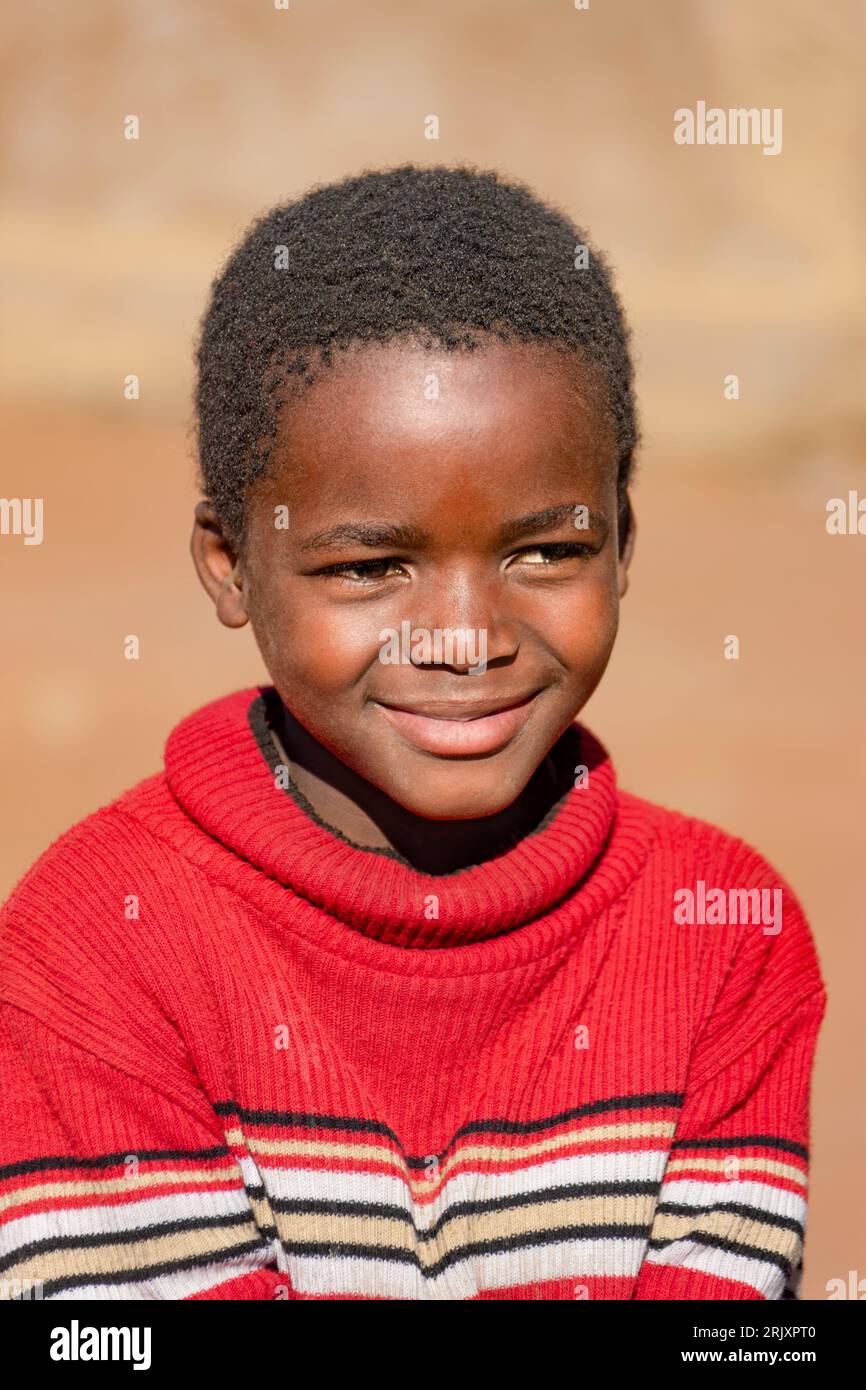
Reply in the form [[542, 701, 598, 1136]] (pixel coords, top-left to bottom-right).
[[1, 1166, 242, 1218], [247, 1120, 676, 1192], [6, 1217, 261, 1287], [247, 1136, 405, 1171], [274, 1190, 658, 1269], [250, 1194, 276, 1230], [651, 1208, 802, 1262], [664, 1156, 807, 1184], [450, 1122, 676, 1168]]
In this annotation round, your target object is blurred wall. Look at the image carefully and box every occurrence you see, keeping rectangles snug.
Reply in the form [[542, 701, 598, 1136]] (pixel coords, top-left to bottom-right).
[[1, 0, 863, 1299]]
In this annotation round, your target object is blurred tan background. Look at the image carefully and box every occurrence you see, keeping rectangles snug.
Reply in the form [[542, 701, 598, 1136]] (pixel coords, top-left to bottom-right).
[[1, 0, 864, 1298]]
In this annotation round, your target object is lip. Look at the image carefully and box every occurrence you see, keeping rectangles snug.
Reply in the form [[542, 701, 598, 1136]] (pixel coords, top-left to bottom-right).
[[374, 691, 541, 757]]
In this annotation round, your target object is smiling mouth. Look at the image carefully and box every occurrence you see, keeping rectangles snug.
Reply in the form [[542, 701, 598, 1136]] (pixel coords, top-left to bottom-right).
[[374, 691, 542, 757]]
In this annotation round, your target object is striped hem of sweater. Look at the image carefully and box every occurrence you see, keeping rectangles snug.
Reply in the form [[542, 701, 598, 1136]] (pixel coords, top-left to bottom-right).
[[1, 1092, 808, 1301]]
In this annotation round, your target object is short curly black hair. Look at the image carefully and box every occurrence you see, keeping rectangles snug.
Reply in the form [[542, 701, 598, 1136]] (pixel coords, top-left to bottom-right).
[[194, 164, 638, 544]]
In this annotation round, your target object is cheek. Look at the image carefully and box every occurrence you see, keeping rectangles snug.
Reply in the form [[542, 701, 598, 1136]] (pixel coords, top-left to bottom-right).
[[249, 580, 382, 695], [526, 571, 620, 671]]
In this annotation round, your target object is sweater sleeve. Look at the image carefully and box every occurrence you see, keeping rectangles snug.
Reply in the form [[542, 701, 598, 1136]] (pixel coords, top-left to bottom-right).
[[633, 881, 827, 1301], [0, 812, 295, 1302], [0, 1003, 287, 1301]]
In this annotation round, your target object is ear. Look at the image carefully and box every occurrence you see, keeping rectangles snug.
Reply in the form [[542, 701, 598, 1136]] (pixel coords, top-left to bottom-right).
[[617, 494, 636, 599], [190, 501, 249, 629]]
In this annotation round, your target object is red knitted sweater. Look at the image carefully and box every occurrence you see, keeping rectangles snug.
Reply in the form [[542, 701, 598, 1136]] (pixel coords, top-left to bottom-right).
[[0, 687, 826, 1301]]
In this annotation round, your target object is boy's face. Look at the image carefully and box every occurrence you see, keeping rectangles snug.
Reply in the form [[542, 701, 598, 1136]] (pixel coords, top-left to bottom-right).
[[194, 340, 633, 820]]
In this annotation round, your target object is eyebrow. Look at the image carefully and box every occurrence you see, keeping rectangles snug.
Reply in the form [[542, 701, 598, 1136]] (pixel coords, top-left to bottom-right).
[[298, 504, 608, 554], [496, 504, 609, 546], [299, 522, 427, 552]]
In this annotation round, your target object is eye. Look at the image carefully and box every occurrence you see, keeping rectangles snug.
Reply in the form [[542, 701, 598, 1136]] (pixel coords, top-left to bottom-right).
[[317, 557, 409, 584], [509, 541, 594, 567]]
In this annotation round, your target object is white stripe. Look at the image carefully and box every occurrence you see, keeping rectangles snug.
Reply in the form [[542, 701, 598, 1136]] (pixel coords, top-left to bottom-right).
[[656, 1176, 806, 1225], [238, 1154, 266, 1189], [43, 1251, 276, 1301], [259, 1147, 670, 1233], [285, 1236, 649, 1299], [473, 1148, 669, 1201], [0, 1185, 253, 1260], [642, 1239, 788, 1299]]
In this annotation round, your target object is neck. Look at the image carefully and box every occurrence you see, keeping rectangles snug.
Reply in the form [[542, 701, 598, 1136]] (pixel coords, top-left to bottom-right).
[[271, 698, 578, 876]]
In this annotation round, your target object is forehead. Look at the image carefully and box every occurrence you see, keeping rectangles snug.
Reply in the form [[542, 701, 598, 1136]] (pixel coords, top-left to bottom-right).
[[258, 339, 616, 519]]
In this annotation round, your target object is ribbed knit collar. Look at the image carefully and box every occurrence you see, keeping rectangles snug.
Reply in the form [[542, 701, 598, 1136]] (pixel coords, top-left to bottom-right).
[[164, 686, 620, 950]]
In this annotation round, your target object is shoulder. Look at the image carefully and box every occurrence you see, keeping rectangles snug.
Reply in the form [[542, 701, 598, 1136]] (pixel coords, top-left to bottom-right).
[[0, 775, 210, 1090], [0, 773, 198, 1014], [615, 788, 826, 1001], [619, 787, 809, 893], [1, 773, 180, 921]]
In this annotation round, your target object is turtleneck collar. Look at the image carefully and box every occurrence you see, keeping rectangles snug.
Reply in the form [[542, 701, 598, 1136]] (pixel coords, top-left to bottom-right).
[[164, 686, 620, 950]]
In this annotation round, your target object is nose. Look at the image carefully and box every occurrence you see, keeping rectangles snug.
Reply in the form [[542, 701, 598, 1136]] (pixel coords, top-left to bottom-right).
[[407, 568, 520, 672]]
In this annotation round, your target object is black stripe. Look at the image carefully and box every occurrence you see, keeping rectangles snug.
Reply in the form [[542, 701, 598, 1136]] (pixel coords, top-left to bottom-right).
[[449, 1093, 683, 1144], [281, 1222, 650, 1279], [12, 1239, 272, 1301], [270, 1179, 661, 1243], [217, 1091, 684, 1166], [0, 1145, 233, 1184], [215, 1100, 396, 1140], [1, 1091, 682, 1192], [648, 1230, 794, 1277], [670, 1134, 808, 1160], [1, 1211, 256, 1276], [655, 1200, 803, 1237]]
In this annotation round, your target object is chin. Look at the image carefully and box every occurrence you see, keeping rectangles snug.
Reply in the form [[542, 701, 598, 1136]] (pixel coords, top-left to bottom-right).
[[387, 768, 528, 822]]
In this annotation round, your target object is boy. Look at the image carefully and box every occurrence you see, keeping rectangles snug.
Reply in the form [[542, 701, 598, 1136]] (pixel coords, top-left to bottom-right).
[[0, 166, 826, 1301]]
